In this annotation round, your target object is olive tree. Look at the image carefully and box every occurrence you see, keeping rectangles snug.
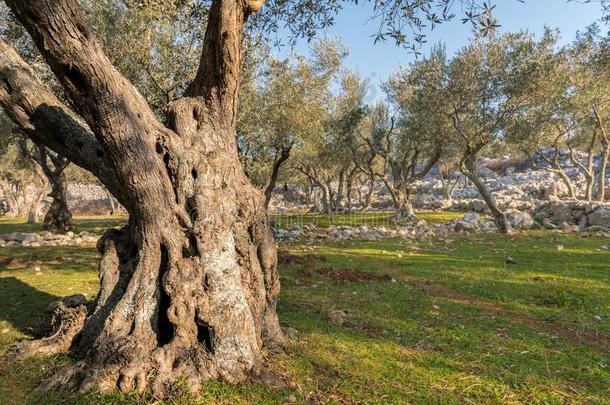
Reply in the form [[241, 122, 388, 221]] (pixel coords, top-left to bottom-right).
[[239, 39, 343, 208], [0, 0, 604, 396], [445, 32, 554, 233], [0, 0, 283, 396]]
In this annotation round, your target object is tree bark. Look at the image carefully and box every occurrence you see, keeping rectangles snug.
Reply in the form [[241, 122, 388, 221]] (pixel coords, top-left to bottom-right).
[[19, 142, 74, 232], [1, 0, 283, 397], [27, 171, 47, 225], [263, 147, 290, 210], [43, 170, 73, 233], [461, 151, 510, 234]]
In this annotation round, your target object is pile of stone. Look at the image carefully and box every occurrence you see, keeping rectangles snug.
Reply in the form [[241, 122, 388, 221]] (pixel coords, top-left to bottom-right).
[[533, 200, 610, 231], [273, 213, 504, 243], [0, 231, 99, 247]]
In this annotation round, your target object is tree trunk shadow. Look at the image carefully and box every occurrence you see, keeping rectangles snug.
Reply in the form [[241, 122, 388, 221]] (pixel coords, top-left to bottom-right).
[[0, 276, 60, 337]]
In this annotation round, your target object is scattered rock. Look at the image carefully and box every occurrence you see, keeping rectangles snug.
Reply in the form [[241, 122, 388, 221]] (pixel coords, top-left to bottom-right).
[[589, 207, 610, 228], [281, 326, 299, 338], [329, 310, 347, 327], [508, 211, 534, 230]]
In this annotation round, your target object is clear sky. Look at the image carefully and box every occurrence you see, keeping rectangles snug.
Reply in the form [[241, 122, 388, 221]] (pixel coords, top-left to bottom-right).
[[274, 0, 605, 102]]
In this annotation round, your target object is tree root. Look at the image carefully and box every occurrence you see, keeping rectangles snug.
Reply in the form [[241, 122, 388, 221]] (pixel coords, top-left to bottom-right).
[[0, 295, 87, 363]]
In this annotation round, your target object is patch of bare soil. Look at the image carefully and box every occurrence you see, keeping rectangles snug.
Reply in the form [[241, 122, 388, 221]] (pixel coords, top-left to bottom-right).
[[405, 276, 610, 356], [0, 258, 29, 269]]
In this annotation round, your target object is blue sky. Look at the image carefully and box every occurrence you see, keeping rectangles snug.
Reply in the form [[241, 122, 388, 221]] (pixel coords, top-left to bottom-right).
[[275, 0, 605, 102]]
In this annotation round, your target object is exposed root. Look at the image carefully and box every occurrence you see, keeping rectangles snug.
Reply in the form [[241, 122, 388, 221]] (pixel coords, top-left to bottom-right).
[[35, 360, 85, 393], [1, 295, 87, 363]]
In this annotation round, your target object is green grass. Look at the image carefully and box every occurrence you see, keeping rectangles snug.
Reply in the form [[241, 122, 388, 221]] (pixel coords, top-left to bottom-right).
[[0, 217, 609, 403], [0, 215, 127, 234], [0, 211, 463, 235], [270, 210, 465, 228]]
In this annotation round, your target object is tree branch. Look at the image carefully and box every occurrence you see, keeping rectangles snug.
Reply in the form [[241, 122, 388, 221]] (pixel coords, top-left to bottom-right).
[[5, 0, 170, 158], [0, 38, 122, 199], [186, 0, 266, 126]]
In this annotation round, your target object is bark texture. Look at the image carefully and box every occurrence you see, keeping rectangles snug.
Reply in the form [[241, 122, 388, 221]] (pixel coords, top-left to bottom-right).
[[1, 0, 283, 396], [20, 141, 74, 232]]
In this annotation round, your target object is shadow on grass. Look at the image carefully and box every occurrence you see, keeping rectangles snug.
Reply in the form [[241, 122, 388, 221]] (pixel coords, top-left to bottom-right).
[[0, 276, 59, 335]]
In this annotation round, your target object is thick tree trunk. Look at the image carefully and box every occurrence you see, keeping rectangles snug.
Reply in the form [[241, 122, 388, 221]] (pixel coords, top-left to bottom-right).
[[462, 154, 510, 234], [66, 144, 283, 394], [382, 177, 417, 222], [263, 147, 290, 210], [1, 0, 282, 397], [43, 171, 73, 233], [393, 200, 416, 222]]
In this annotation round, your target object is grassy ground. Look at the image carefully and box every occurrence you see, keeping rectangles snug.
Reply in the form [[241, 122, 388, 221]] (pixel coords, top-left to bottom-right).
[[0, 211, 461, 235], [0, 215, 127, 234], [0, 217, 609, 403]]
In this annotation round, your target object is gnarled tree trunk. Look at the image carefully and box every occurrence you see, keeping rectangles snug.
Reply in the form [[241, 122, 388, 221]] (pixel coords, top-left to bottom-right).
[[0, 0, 283, 397], [43, 169, 73, 233], [21, 143, 74, 232]]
